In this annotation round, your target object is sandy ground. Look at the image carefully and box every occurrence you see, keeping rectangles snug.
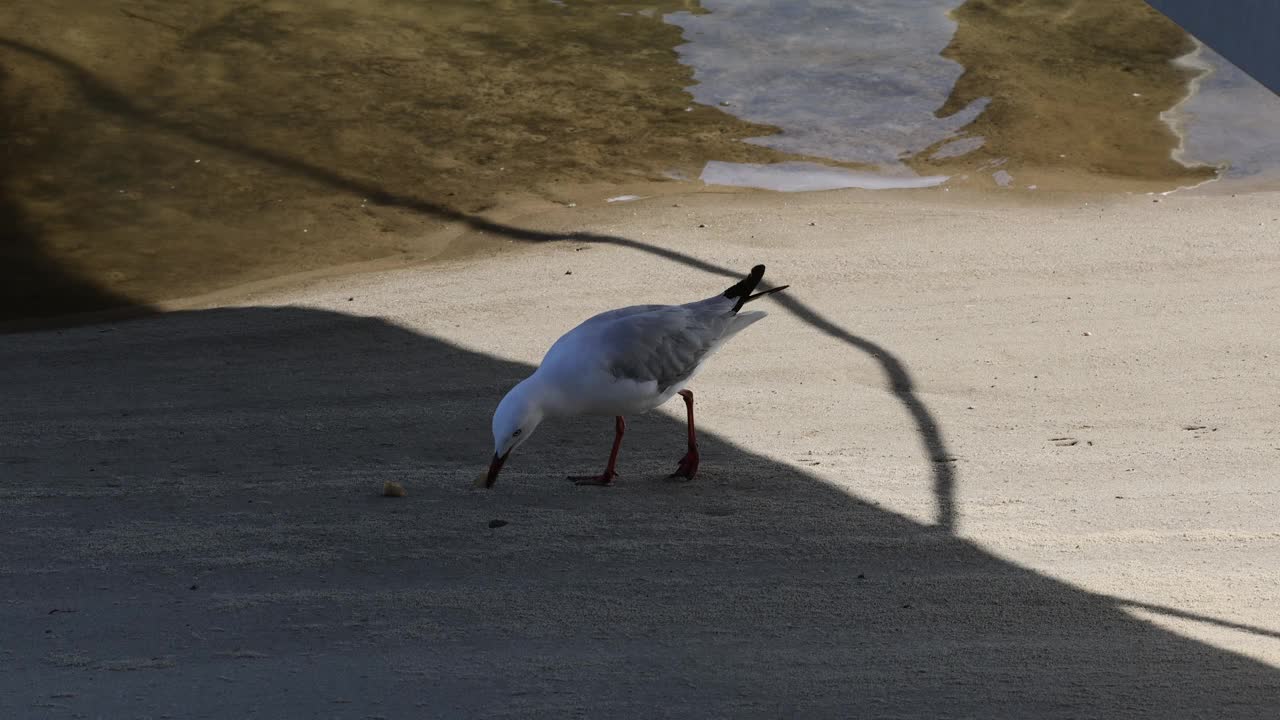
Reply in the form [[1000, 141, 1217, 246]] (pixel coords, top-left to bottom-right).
[[2, 187, 1279, 717]]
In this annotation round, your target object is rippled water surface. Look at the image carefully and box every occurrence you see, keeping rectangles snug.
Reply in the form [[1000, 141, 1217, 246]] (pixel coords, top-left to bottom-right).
[[2, 0, 1277, 321], [668, 0, 986, 170]]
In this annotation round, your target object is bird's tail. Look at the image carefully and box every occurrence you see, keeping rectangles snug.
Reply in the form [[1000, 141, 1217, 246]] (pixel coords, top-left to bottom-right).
[[723, 264, 789, 312]]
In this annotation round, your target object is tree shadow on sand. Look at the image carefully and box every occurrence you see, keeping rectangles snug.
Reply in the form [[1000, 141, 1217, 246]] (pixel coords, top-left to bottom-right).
[[1, 307, 1276, 718]]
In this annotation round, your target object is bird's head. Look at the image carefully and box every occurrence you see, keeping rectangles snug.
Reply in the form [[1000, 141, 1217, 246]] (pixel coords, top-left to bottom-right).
[[480, 378, 545, 488]]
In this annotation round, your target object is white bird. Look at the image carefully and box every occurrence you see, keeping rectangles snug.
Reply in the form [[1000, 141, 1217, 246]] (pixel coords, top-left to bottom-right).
[[481, 264, 788, 488]]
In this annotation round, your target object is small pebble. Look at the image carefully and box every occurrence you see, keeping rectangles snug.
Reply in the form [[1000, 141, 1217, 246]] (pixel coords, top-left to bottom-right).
[[488, 519, 508, 529], [382, 481, 406, 498], [565, 270, 572, 275], [1082, 331, 1092, 336]]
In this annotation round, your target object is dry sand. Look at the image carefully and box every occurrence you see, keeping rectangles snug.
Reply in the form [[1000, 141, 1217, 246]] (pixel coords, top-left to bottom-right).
[[2, 186, 1279, 717]]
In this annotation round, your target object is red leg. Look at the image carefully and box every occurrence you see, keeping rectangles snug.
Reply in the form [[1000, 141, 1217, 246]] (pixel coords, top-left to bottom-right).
[[570, 415, 625, 486], [669, 390, 700, 480]]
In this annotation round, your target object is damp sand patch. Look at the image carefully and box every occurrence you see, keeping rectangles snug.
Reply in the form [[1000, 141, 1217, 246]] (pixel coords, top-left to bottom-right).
[[0, 0, 789, 322]]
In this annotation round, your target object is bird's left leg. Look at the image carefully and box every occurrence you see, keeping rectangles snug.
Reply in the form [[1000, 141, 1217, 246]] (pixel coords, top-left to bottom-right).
[[669, 389, 700, 480], [570, 415, 626, 486]]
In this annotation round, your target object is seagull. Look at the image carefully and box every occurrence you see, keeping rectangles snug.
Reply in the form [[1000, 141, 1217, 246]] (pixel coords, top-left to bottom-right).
[[481, 264, 788, 488]]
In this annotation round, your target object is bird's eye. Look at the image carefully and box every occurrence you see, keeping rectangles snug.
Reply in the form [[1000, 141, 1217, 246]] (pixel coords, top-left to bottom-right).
[[512, 429, 522, 437]]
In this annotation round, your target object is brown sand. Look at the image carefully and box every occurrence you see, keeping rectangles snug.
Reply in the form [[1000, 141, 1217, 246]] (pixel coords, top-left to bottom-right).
[[2, 186, 1277, 716], [0, 0, 786, 321]]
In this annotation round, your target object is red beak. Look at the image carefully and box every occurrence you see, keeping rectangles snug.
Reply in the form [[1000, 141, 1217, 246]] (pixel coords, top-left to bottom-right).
[[484, 452, 509, 488]]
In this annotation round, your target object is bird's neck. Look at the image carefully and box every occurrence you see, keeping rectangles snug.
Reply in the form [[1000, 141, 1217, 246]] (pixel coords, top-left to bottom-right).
[[521, 371, 568, 418]]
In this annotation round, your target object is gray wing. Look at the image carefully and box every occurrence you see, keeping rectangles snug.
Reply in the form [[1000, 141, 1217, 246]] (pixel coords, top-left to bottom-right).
[[599, 305, 729, 391], [580, 304, 670, 327]]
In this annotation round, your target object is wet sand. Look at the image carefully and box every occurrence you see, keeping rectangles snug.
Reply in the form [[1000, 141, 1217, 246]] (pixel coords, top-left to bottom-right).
[[2, 187, 1279, 716], [1, 0, 787, 321], [0, 0, 1236, 323], [915, 0, 1216, 188]]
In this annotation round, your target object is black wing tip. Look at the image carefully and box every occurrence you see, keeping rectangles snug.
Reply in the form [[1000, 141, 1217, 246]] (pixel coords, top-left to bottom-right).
[[724, 265, 765, 298], [724, 265, 779, 312]]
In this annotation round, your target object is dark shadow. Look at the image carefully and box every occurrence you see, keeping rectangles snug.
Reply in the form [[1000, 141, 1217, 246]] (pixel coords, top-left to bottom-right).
[[0, 64, 144, 324], [0, 38, 956, 530], [0, 306, 1276, 717]]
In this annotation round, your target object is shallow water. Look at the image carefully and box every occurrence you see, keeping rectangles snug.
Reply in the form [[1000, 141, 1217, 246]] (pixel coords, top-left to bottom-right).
[[1165, 43, 1280, 185], [1, 0, 1277, 321], [667, 0, 984, 170], [667, 0, 1280, 191]]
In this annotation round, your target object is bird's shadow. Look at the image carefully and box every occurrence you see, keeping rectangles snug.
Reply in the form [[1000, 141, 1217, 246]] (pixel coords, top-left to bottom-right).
[[1, 306, 1276, 717]]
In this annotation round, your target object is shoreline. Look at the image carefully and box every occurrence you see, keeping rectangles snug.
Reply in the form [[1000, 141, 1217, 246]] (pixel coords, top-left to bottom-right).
[[2, 0, 1251, 326], [1162, 39, 1216, 172]]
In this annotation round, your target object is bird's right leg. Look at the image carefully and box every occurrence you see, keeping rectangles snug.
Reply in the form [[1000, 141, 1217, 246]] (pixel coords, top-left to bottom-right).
[[570, 415, 625, 486], [669, 389, 700, 480]]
